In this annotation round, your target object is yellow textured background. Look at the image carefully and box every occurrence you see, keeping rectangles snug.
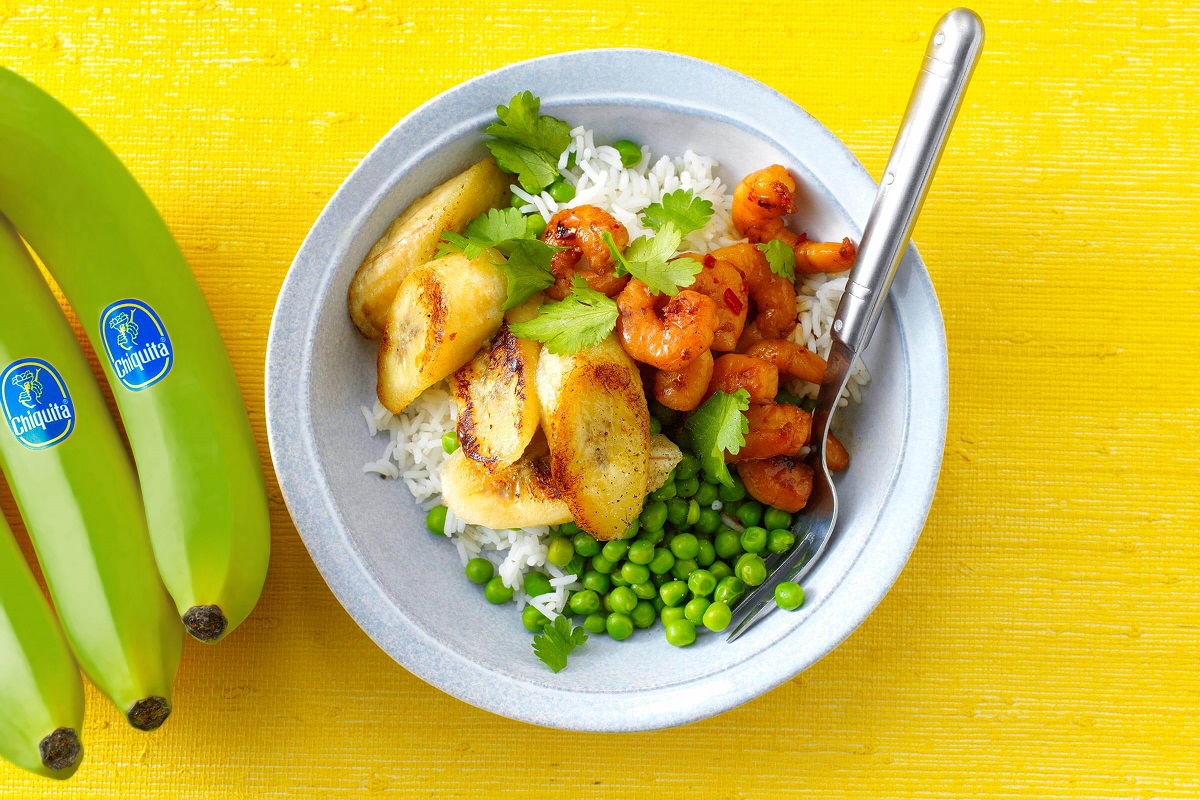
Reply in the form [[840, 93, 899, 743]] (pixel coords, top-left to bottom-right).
[[2, 0, 1198, 796]]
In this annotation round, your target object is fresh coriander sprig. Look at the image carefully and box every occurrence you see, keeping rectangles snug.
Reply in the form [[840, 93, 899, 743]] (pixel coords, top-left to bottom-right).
[[686, 389, 751, 488], [485, 91, 572, 193], [435, 207, 530, 259], [757, 239, 796, 282], [532, 615, 588, 673], [437, 207, 562, 309], [497, 239, 558, 310], [642, 189, 714, 237], [508, 276, 619, 355], [602, 221, 703, 296]]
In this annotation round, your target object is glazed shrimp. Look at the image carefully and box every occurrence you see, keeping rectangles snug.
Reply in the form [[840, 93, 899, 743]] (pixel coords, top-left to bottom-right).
[[616, 279, 718, 371], [713, 243, 797, 341], [732, 164, 797, 243], [541, 205, 630, 299], [737, 456, 814, 513], [794, 234, 857, 274], [706, 354, 778, 403], [728, 402, 812, 462], [745, 339, 827, 384], [654, 350, 714, 412], [685, 253, 749, 352]]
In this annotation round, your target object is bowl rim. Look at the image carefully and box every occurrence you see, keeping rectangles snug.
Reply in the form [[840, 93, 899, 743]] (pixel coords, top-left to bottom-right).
[[266, 47, 949, 731]]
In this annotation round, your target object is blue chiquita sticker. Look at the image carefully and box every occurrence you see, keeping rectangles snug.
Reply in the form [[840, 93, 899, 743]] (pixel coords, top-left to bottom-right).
[[99, 299, 174, 391], [2, 358, 76, 450]]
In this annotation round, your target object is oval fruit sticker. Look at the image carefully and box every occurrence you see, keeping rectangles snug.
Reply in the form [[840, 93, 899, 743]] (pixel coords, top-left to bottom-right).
[[99, 299, 174, 391], [1, 358, 76, 450]]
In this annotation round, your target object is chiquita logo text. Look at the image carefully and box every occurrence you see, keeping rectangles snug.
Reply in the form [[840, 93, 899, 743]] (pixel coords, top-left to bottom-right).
[[99, 298, 174, 391], [1, 358, 76, 450]]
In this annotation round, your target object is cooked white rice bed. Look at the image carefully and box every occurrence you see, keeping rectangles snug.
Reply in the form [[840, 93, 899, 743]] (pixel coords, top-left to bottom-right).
[[362, 129, 869, 608]]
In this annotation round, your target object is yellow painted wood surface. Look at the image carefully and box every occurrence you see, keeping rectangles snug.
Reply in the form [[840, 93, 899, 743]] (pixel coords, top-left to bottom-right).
[[1, 1, 1198, 796]]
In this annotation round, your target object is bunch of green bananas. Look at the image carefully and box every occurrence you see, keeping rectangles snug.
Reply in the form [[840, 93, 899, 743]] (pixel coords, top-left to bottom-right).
[[0, 68, 270, 779]]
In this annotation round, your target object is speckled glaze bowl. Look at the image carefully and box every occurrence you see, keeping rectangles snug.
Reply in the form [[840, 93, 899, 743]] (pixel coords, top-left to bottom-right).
[[266, 49, 948, 731]]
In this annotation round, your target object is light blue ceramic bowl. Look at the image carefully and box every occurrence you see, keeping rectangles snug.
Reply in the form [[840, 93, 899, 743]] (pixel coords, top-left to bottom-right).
[[266, 49, 948, 731]]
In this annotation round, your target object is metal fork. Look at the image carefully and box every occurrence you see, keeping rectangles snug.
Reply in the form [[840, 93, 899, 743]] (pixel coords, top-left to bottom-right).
[[727, 8, 984, 642]]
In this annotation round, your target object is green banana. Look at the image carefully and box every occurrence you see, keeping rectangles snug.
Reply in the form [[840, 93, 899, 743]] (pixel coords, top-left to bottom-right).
[[0, 512, 85, 779], [0, 217, 181, 730], [0, 67, 270, 642]]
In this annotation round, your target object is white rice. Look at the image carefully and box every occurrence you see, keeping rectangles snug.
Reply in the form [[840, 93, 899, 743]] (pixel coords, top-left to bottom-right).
[[363, 126, 869, 607]]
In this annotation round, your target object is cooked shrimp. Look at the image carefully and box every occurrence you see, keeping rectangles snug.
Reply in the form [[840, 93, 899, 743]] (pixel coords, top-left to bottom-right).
[[654, 350, 714, 412], [825, 432, 850, 471], [732, 164, 797, 243], [541, 205, 630, 300], [727, 402, 812, 462], [745, 339, 826, 384], [737, 456, 814, 512], [685, 253, 749, 352], [795, 234, 857, 274], [616, 279, 718, 371], [707, 354, 778, 403], [713, 243, 797, 341]]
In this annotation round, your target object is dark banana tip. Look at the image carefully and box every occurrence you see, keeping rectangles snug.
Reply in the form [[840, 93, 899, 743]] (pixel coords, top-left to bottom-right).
[[126, 697, 171, 731], [182, 604, 227, 642], [39, 727, 82, 772]]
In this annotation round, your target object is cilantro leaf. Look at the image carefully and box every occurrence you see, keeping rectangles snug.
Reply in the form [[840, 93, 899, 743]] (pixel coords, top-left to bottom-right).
[[756, 239, 796, 283], [602, 222, 702, 296], [508, 276, 618, 355], [436, 207, 531, 259], [497, 239, 558, 310], [686, 389, 751, 488], [642, 189, 714, 237], [485, 91, 572, 193], [532, 615, 588, 673]]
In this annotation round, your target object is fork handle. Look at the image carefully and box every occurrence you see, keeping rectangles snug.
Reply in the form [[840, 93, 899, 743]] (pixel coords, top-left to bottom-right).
[[833, 8, 984, 354]]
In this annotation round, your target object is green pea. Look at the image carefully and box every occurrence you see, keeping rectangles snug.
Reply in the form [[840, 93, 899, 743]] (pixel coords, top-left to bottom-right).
[[709, 560, 733, 583], [583, 612, 608, 634], [621, 561, 650, 586], [669, 532, 700, 560], [652, 481, 677, 501], [648, 547, 675, 575], [569, 589, 601, 615], [606, 612, 634, 641], [425, 505, 448, 535], [775, 581, 805, 611], [582, 569, 611, 594], [565, 553, 586, 578], [547, 180, 575, 203], [800, 396, 817, 412], [640, 500, 668, 532], [631, 582, 657, 600], [521, 604, 549, 632], [665, 618, 697, 647], [688, 568, 717, 597], [565, 150, 578, 170], [524, 572, 552, 599], [613, 139, 643, 168], [735, 501, 763, 528], [694, 482, 719, 506], [652, 595, 665, 612], [464, 557, 494, 585], [510, 192, 527, 209], [714, 529, 743, 559], [609, 572, 630, 588], [560, 521, 580, 535], [671, 558, 699, 581], [702, 601, 732, 632], [684, 597, 710, 625], [695, 539, 716, 568], [484, 577, 513, 604], [441, 431, 460, 454], [608, 586, 637, 614], [675, 476, 700, 499], [591, 554, 616, 575], [767, 528, 795, 554], [627, 539, 655, 565], [601, 593, 612, 613], [659, 580, 688, 607], [714, 575, 745, 605], [649, 399, 680, 425], [572, 532, 601, 558], [666, 497, 689, 526], [661, 606, 686, 625], [718, 476, 746, 502], [738, 554, 768, 587], [601, 540, 629, 563], [695, 507, 721, 535], [525, 214, 547, 239], [638, 527, 666, 546], [631, 600, 656, 629], [649, 416, 662, 435], [775, 388, 803, 406], [622, 520, 640, 540], [547, 536, 575, 567], [763, 507, 793, 531], [740, 526, 768, 554]]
